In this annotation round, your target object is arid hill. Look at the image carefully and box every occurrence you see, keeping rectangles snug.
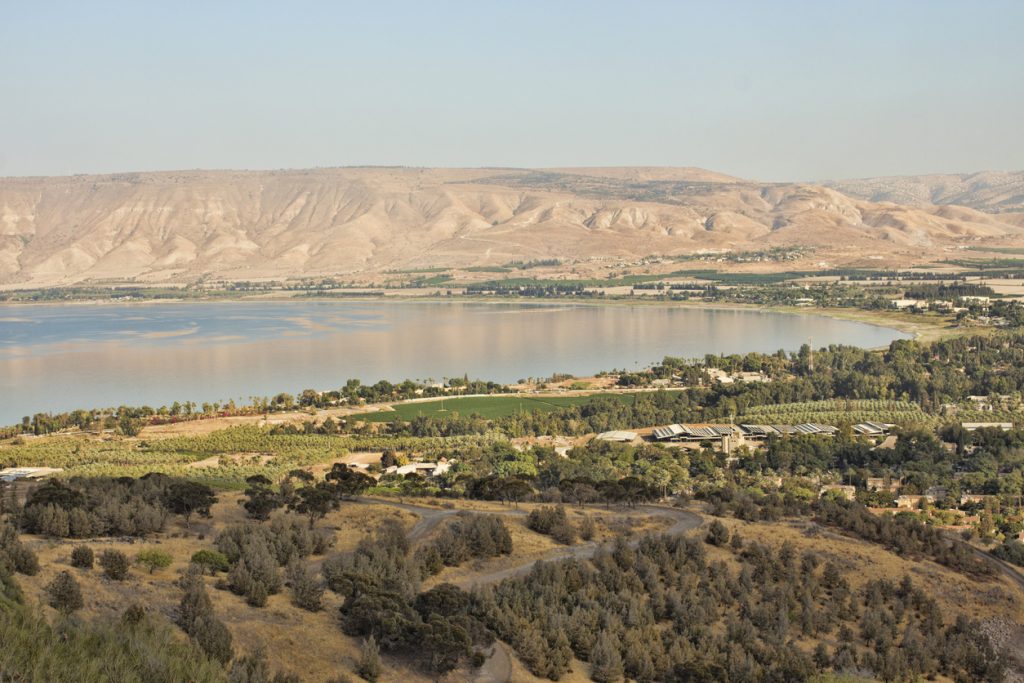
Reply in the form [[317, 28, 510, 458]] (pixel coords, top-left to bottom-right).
[[827, 170, 1024, 213], [1, 167, 1023, 286]]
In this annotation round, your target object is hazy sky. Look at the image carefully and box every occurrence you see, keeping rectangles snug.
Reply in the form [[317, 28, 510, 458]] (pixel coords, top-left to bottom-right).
[[2, 1, 1021, 181]]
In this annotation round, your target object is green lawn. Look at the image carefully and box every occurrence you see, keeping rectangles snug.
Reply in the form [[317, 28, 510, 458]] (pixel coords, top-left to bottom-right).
[[350, 392, 649, 422]]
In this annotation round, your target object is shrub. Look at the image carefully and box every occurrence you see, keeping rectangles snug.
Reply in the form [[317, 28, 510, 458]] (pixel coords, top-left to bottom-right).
[[191, 612, 233, 665], [70, 546, 94, 569], [191, 549, 230, 575], [550, 522, 577, 545], [429, 514, 512, 567], [137, 548, 173, 574], [705, 519, 730, 546], [246, 581, 269, 608], [526, 506, 567, 535], [178, 565, 233, 665], [45, 571, 83, 614], [356, 636, 382, 682], [286, 561, 323, 612], [99, 549, 130, 580], [579, 516, 596, 541], [528, 506, 577, 544], [122, 603, 146, 625], [225, 536, 282, 606]]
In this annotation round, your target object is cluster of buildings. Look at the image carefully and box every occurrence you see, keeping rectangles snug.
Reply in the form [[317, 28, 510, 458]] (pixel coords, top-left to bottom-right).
[[592, 421, 894, 454], [599, 419, 1017, 452], [650, 422, 847, 443], [819, 478, 999, 514], [380, 459, 452, 478]]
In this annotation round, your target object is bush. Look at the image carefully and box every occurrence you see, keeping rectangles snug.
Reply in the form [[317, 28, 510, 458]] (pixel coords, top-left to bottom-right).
[[0, 601, 227, 681], [70, 546, 94, 569], [428, 514, 512, 567], [286, 561, 323, 612], [579, 516, 596, 541], [45, 571, 83, 614], [705, 519, 730, 546], [191, 549, 230, 575], [191, 612, 233, 665], [526, 506, 568, 535], [527, 506, 577, 544], [122, 604, 146, 625], [246, 580, 269, 608], [178, 565, 233, 665], [550, 522, 577, 545], [137, 548, 173, 574], [99, 549, 130, 580], [225, 535, 282, 606], [0, 525, 39, 576], [356, 636, 382, 682]]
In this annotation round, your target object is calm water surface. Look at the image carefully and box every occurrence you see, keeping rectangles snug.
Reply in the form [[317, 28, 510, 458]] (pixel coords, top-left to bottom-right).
[[0, 301, 908, 424]]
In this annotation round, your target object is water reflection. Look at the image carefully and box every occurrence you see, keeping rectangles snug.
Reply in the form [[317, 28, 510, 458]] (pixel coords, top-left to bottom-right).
[[0, 301, 907, 422]]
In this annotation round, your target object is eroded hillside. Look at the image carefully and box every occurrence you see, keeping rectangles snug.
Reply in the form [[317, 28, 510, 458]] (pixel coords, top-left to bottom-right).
[[1, 167, 1022, 286]]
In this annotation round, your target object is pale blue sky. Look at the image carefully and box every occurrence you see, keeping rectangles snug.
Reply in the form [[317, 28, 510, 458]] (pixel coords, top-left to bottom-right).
[[1, 1, 1021, 180]]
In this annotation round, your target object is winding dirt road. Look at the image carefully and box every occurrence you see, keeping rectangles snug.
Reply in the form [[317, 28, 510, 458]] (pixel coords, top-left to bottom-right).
[[349, 498, 704, 683]]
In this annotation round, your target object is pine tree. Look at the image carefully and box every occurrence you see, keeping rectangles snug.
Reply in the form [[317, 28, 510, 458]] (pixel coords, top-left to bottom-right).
[[356, 636, 382, 682], [546, 630, 572, 679], [191, 612, 233, 665], [590, 632, 624, 683]]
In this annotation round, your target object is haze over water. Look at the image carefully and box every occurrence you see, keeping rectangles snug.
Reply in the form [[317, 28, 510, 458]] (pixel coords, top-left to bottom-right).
[[0, 301, 908, 424]]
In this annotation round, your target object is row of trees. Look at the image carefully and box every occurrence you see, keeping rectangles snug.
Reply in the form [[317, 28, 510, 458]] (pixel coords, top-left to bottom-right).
[[240, 465, 374, 528]]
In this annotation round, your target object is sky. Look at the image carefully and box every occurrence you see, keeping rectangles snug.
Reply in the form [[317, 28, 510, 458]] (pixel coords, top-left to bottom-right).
[[1, 1, 1021, 181]]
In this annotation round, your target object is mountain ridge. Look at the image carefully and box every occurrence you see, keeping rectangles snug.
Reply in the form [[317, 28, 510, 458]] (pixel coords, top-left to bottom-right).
[[2, 167, 1022, 286]]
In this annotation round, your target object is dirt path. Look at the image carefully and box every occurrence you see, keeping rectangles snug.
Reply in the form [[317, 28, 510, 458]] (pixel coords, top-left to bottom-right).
[[452, 505, 702, 588], [972, 545, 1024, 593], [472, 643, 512, 683], [341, 499, 703, 683]]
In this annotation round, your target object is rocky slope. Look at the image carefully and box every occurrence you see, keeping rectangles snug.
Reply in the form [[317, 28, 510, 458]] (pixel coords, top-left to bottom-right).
[[1, 167, 1022, 286], [827, 171, 1024, 213]]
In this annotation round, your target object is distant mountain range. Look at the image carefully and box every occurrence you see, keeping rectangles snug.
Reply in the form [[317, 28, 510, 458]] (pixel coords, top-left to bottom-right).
[[1, 167, 1022, 286], [826, 171, 1024, 213]]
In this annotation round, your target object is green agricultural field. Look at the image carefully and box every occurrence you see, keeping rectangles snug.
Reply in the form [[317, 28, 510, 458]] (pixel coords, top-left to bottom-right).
[[351, 392, 650, 422], [738, 399, 933, 426]]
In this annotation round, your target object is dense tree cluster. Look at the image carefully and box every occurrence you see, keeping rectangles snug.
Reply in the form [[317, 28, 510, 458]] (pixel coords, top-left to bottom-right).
[[815, 499, 994, 577], [214, 517, 332, 607], [415, 513, 513, 574], [704, 485, 995, 578], [475, 533, 1005, 682], [322, 520, 494, 676], [527, 505, 578, 545], [992, 539, 1024, 566], [18, 475, 216, 538]]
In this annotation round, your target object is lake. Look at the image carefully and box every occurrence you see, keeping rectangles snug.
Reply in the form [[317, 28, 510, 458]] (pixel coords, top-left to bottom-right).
[[0, 300, 909, 424]]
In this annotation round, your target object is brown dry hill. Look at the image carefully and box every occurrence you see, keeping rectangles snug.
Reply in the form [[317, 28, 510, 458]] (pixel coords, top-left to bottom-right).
[[2, 166, 1023, 286], [827, 170, 1024, 213]]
